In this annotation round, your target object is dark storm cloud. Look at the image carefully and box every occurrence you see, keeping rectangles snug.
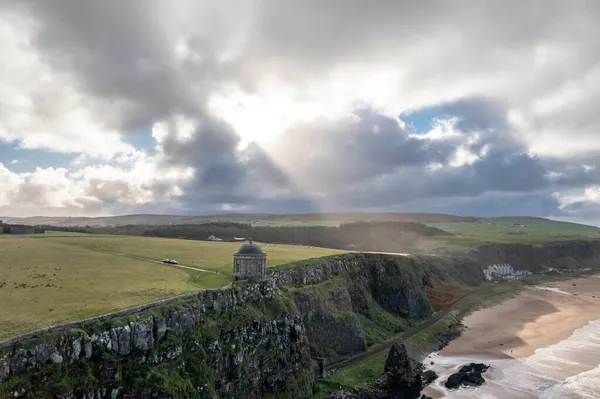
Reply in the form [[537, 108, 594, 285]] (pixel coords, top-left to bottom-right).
[[5, 0, 240, 132], [152, 99, 596, 214], [2, 0, 600, 217]]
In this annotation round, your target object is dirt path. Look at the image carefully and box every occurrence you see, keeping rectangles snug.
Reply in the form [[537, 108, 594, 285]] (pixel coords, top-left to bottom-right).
[[31, 236, 226, 275]]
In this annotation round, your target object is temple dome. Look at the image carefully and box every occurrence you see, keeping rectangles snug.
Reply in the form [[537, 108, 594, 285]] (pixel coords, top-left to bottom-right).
[[235, 242, 264, 255]]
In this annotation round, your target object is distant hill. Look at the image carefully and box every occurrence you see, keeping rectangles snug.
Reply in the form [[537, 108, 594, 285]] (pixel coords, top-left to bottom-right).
[[1, 212, 475, 227]]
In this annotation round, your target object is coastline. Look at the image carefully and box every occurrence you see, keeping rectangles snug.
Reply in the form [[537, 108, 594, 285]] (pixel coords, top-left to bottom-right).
[[423, 275, 600, 398], [441, 276, 600, 360]]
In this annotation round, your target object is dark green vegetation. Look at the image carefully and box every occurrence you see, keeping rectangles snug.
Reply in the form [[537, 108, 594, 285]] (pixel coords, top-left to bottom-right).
[[45, 221, 450, 254], [2, 243, 599, 398], [270, 253, 485, 396], [0, 253, 484, 398], [0, 283, 313, 399], [2, 212, 473, 228], [313, 283, 522, 397], [23, 213, 600, 256]]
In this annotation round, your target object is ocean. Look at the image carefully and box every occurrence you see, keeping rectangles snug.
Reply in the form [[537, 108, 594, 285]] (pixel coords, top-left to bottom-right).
[[425, 319, 600, 398]]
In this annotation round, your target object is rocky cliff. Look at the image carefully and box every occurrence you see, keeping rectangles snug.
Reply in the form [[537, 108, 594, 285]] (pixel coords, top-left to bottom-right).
[[0, 282, 312, 399], [0, 253, 484, 399], [270, 254, 483, 360], [471, 240, 600, 271]]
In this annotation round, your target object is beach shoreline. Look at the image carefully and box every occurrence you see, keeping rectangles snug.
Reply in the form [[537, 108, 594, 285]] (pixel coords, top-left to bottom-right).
[[423, 275, 600, 398], [441, 275, 600, 360]]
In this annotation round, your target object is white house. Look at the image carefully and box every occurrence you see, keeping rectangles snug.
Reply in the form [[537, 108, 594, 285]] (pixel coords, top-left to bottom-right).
[[484, 263, 532, 280]]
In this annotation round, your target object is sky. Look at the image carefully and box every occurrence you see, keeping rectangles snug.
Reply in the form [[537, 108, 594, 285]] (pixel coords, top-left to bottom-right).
[[1, 1, 600, 223]]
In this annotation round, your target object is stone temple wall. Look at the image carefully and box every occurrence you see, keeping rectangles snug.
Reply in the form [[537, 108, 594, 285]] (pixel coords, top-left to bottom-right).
[[234, 254, 267, 282]]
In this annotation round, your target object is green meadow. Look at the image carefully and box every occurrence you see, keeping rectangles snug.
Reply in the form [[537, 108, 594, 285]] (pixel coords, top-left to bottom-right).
[[0, 233, 345, 340]]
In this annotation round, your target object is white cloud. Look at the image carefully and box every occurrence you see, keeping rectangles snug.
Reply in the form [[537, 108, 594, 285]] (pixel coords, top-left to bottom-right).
[[0, 8, 141, 160], [0, 0, 600, 216]]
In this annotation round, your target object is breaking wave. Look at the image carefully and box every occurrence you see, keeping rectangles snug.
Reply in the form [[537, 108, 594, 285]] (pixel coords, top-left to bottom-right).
[[426, 320, 600, 398]]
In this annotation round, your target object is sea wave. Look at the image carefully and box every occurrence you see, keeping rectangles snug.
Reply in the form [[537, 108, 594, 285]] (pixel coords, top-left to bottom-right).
[[427, 320, 600, 398]]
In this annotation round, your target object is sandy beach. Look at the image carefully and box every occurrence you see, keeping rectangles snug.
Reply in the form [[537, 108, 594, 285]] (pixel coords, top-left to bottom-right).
[[441, 275, 600, 359], [423, 275, 600, 398]]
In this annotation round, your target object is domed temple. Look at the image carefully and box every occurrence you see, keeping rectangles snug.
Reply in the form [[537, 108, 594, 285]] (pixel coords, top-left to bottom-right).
[[233, 240, 267, 282]]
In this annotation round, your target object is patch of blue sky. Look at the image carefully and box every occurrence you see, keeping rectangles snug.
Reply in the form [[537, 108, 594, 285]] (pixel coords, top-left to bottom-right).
[[400, 105, 454, 134], [124, 129, 156, 152], [0, 141, 76, 173]]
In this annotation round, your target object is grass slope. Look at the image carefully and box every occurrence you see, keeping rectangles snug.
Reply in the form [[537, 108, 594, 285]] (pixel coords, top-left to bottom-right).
[[421, 217, 600, 252], [2, 212, 472, 227], [40, 233, 345, 273], [0, 233, 344, 340]]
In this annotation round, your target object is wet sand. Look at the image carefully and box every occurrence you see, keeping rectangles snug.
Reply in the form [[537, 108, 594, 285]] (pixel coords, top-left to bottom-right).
[[441, 276, 600, 360], [423, 275, 600, 398]]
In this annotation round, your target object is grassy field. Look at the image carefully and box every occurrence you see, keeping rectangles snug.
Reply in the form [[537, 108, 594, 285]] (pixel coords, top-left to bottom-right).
[[0, 233, 345, 340], [420, 217, 600, 252], [38, 233, 345, 273]]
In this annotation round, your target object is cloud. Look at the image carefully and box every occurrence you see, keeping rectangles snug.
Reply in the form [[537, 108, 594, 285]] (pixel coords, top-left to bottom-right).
[[0, 1, 600, 218]]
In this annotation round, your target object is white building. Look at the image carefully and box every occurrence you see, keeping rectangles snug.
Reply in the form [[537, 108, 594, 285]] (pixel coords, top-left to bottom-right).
[[484, 263, 532, 280]]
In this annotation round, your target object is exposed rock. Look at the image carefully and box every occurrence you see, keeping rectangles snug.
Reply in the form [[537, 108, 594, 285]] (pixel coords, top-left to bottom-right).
[[10, 343, 63, 374], [421, 370, 438, 386], [0, 255, 487, 398], [330, 341, 424, 399], [421, 395, 433, 399], [445, 363, 490, 390], [109, 325, 131, 355], [0, 281, 313, 398], [69, 337, 82, 363], [292, 284, 366, 358], [384, 341, 414, 376], [131, 317, 154, 351], [153, 316, 167, 342], [0, 352, 9, 381], [275, 254, 474, 360]]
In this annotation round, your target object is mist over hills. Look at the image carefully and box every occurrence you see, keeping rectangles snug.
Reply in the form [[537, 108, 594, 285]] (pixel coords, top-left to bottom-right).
[[1, 212, 477, 227]]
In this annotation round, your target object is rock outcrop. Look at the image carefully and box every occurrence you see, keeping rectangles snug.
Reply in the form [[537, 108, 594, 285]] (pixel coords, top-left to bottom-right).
[[328, 341, 434, 399], [445, 363, 490, 390], [0, 253, 487, 398], [0, 282, 313, 399], [271, 254, 482, 360]]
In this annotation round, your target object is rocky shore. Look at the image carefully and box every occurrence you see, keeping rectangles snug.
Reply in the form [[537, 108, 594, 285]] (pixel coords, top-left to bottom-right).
[[444, 363, 490, 390], [329, 341, 440, 399]]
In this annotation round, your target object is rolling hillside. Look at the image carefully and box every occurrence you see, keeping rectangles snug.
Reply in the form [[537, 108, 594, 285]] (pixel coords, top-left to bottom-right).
[[2, 212, 478, 227]]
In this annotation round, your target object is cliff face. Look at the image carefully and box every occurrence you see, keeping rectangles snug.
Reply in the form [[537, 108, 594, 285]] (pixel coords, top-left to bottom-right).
[[471, 240, 600, 271], [271, 254, 483, 360], [0, 253, 485, 398], [0, 283, 312, 399]]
